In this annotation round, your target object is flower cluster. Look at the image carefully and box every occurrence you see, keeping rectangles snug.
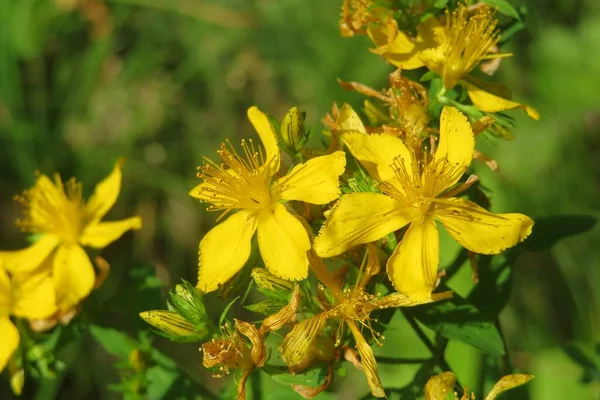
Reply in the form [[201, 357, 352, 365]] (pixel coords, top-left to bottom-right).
[[142, 2, 537, 388]]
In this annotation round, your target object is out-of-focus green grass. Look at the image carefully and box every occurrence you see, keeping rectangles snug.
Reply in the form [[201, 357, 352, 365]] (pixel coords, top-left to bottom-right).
[[0, 0, 598, 398]]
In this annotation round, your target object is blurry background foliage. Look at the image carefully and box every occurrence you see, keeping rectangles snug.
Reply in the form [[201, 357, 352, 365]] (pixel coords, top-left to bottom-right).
[[0, 0, 599, 398]]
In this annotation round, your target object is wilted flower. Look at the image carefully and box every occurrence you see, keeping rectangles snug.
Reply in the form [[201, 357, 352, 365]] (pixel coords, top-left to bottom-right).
[[189, 106, 345, 293], [282, 246, 452, 397], [314, 107, 533, 301]]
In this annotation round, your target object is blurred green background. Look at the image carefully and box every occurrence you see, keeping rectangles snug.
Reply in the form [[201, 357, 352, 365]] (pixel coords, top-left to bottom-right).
[[0, 0, 598, 398]]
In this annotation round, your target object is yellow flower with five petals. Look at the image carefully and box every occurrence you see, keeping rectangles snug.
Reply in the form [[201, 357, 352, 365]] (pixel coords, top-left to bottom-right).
[[190, 106, 346, 293], [313, 107, 533, 302], [0, 160, 142, 311]]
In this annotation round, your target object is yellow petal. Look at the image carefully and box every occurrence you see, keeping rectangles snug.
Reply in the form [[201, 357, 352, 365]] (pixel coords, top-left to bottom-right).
[[0, 235, 59, 274], [12, 268, 57, 319], [0, 267, 12, 315], [419, 45, 446, 75], [274, 151, 345, 204], [337, 104, 367, 134], [198, 210, 258, 293], [486, 374, 534, 400], [52, 244, 96, 310], [247, 106, 280, 176], [342, 132, 413, 183], [314, 193, 411, 258], [464, 81, 540, 120], [0, 318, 19, 373], [347, 321, 386, 398], [424, 371, 456, 400], [433, 198, 534, 254], [257, 204, 309, 281], [84, 159, 125, 224], [367, 23, 424, 70], [79, 217, 142, 248], [387, 218, 439, 303], [428, 107, 475, 195]]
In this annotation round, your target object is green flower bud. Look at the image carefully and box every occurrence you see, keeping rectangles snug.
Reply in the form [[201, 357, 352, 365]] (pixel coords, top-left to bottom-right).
[[280, 107, 307, 151], [169, 280, 208, 326], [140, 310, 208, 342]]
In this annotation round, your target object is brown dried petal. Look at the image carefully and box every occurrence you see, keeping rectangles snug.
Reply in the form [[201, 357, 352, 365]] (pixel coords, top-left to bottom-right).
[[260, 285, 300, 333], [234, 319, 266, 367], [424, 371, 456, 400]]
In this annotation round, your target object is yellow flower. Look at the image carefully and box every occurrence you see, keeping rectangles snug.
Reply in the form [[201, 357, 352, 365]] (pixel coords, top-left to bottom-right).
[[313, 107, 533, 302], [369, 5, 538, 119], [0, 264, 56, 372], [189, 106, 346, 293], [0, 160, 142, 311], [282, 246, 452, 397], [425, 371, 533, 400]]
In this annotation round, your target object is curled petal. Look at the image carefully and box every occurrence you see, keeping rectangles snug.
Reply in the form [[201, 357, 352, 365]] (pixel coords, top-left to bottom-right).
[[387, 218, 440, 303], [247, 106, 280, 176], [52, 244, 96, 310], [425, 371, 456, 400], [84, 159, 125, 223], [347, 321, 385, 398], [257, 204, 310, 281], [79, 217, 142, 249], [281, 313, 328, 370], [433, 198, 534, 255], [260, 286, 301, 333], [464, 81, 539, 120], [314, 193, 411, 258], [234, 319, 266, 367], [198, 210, 258, 293], [292, 363, 334, 399], [486, 374, 534, 400], [274, 151, 345, 204]]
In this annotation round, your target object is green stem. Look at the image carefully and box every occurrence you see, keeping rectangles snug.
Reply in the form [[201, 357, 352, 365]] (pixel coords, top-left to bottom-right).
[[375, 356, 432, 364], [251, 370, 262, 400]]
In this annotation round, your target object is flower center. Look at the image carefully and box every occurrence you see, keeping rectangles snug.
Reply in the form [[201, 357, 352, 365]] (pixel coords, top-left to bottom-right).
[[16, 174, 84, 244], [440, 4, 500, 89], [197, 139, 273, 220]]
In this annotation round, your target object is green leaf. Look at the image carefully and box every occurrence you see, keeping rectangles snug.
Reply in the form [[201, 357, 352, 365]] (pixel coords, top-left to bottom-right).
[[245, 300, 285, 315], [89, 325, 137, 359], [146, 365, 179, 399], [219, 296, 240, 329], [263, 364, 329, 387], [405, 293, 505, 356], [481, 0, 521, 20], [524, 215, 596, 251]]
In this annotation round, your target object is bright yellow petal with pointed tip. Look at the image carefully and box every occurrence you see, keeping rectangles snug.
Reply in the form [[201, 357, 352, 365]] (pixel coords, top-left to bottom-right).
[[428, 107, 475, 195], [342, 132, 413, 183], [433, 198, 533, 254], [337, 104, 367, 134], [367, 24, 424, 69], [79, 217, 142, 249], [247, 106, 280, 176], [387, 218, 439, 303], [257, 203, 309, 281], [0, 318, 19, 373], [12, 268, 56, 319], [314, 193, 411, 258], [274, 151, 345, 204], [85, 159, 124, 223], [464, 81, 540, 120], [486, 374, 534, 400], [52, 244, 96, 310], [198, 210, 258, 293], [424, 372, 456, 400], [0, 235, 59, 274]]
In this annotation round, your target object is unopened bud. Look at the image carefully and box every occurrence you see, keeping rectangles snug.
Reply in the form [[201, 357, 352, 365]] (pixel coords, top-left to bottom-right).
[[280, 107, 307, 151], [169, 280, 208, 326], [140, 310, 208, 342]]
